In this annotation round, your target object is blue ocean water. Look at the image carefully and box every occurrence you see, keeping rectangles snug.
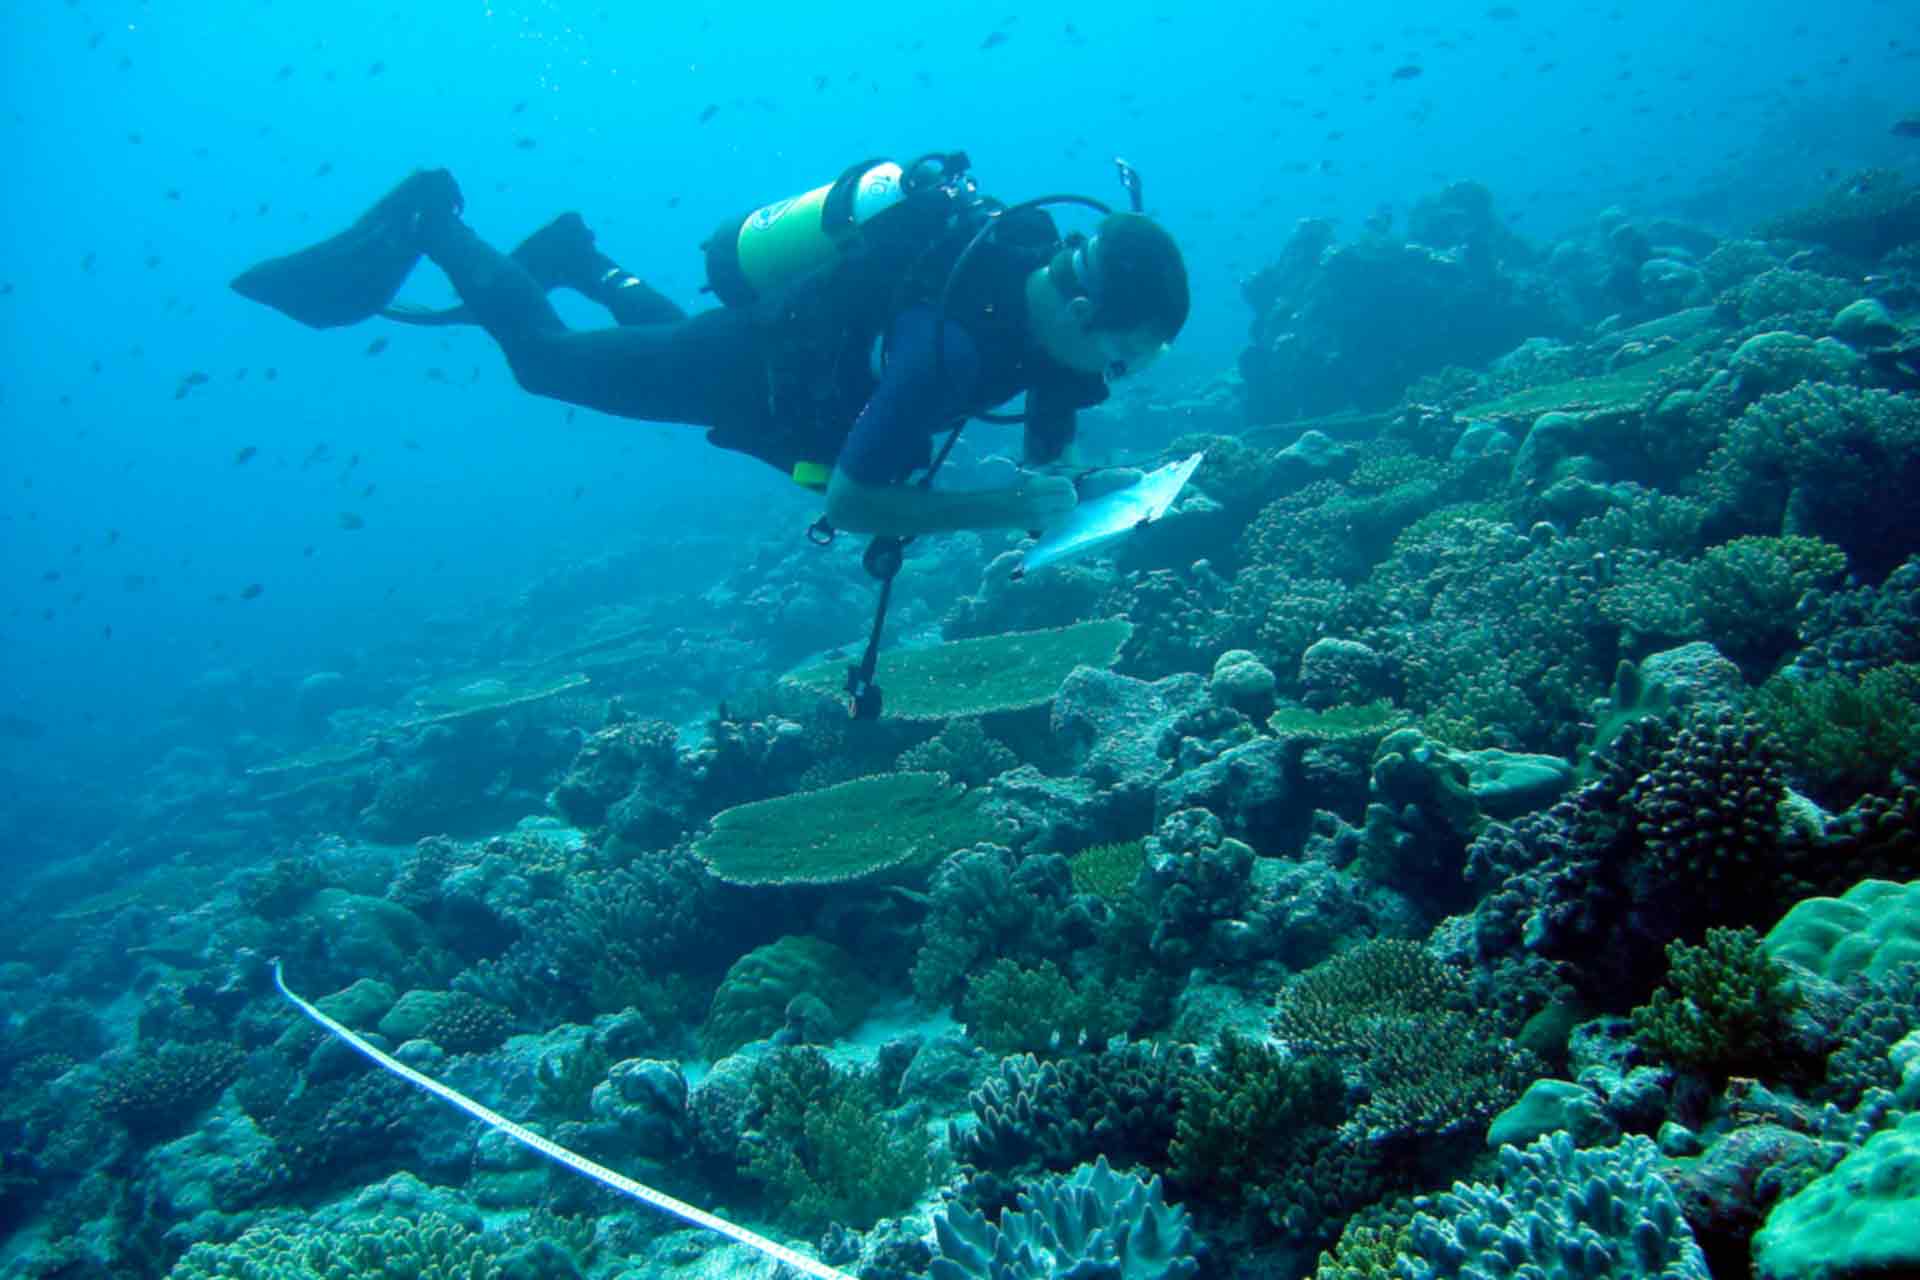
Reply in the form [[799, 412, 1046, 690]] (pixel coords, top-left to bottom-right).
[[2, 1, 1918, 1277]]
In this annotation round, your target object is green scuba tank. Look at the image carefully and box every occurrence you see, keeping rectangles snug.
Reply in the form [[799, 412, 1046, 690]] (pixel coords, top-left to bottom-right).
[[702, 158, 912, 307]]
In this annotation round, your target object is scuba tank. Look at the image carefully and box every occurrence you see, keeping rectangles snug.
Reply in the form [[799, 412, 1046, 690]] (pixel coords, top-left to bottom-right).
[[701, 153, 971, 307]]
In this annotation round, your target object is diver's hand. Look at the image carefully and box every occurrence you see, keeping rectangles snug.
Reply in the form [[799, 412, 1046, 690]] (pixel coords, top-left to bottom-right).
[[1010, 474, 1078, 530]]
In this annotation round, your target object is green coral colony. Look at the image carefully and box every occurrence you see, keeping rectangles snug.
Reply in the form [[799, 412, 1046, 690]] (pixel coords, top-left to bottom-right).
[[11, 159, 1920, 1280]]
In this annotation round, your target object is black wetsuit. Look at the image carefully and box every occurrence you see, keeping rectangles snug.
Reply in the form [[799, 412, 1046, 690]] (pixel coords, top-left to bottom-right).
[[418, 205, 1110, 487]]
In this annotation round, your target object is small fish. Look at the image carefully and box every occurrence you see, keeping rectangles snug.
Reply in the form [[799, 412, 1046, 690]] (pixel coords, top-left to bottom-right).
[[315, 161, 333, 177], [361, 483, 376, 498], [1893, 116, 1920, 139], [302, 544, 315, 557], [515, 136, 538, 150], [81, 252, 96, 272], [402, 438, 422, 450], [276, 64, 294, 81], [165, 187, 182, 200], [572, 484, 586, 499], [365, 337, 388, 356], [234, 445, 258, 465], [127, 131, 143, 144], [1486, 4, 1519, 18], [88, 31, 104, 50], [425, 367, 447, 382], [106, 529, 119, 544], [698, 103, 719, 123], [239, 582, 264, 600], [368, 60, 386, 76], [103, 625, 113, 640], [511, 99, 528, 114], [144, 254, 161, 269], [124, 574, 145, 591], [1391, 64, 1423, 80], [337, 512, 365, 530], [41, 569, 60, 583], [981, 30, 1010, 49], [264, 367, 278, 381]]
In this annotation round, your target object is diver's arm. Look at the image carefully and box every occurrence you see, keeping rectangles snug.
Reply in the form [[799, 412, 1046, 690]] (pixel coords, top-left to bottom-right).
[[823, 307, 1077, 536], [825, 467, 1073, 536]]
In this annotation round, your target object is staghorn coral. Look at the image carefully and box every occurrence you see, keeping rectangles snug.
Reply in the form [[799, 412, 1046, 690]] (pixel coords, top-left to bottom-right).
[[1629, 927, 1801, 1081]]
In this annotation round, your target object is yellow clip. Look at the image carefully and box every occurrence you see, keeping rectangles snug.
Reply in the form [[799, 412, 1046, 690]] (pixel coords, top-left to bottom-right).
[[791, 460, 831, 492]]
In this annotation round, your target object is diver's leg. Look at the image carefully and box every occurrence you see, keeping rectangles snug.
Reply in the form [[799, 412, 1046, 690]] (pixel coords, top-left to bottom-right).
[[516, 212, 687, 326], [420, 210, 762, 425]]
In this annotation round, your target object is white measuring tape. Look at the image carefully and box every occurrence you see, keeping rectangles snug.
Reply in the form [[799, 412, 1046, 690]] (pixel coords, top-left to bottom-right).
[[273, 960, 856, 1280]]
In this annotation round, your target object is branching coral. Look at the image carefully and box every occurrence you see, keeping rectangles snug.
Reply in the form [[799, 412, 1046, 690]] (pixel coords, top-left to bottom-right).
[[1706, 382, 1920, 578], [741, 1047, 930, 1232], [166, 1211, 505, 1280], [1749, 664, 1920, 806], [95, 1041, 244, 1140], [930, 1157, 1199, 1280], [1630, 927, 1801, 1080], [961, 959, 1137, 1056], [1401, 1132, 1709, 1280], [1622, 709, 1791, 921], [954, 1041, 1194, 1179]]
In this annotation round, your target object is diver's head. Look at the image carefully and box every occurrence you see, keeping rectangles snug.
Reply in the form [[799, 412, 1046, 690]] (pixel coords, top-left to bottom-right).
[[1033, 211, 1189, 379]]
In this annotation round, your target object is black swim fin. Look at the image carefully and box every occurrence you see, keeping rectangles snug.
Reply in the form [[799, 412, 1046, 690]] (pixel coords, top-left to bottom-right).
[[231, 170, 461, 329]]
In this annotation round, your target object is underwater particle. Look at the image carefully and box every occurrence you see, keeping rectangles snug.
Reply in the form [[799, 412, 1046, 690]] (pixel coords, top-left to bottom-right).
[[265, 367, 277, 381], [1894, 116, 1920, 139], [511, 99, 527, 113], [238, 582, 263, 601], [1487, 5, 1519, 17], [515, 136, 538, 149], [1392, 63, 1423, 79], [315, 160, 332, 177], [275, 64, 293, 81], [982, 29, 1010, 48], [364, 336, 388, 356], [234, 445, 257, 465], [337, 512, 365, 530], [368, 59, 385, 76]]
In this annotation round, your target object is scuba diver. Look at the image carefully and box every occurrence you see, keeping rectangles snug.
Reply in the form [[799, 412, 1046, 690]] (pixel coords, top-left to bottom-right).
[[229, 153, 1190, 540]]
